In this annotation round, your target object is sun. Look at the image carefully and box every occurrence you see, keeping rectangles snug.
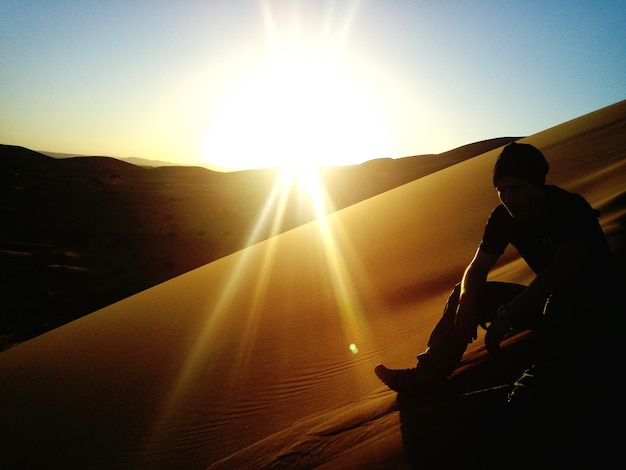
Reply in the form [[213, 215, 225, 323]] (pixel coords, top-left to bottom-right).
[[202, 52, 392, 172]]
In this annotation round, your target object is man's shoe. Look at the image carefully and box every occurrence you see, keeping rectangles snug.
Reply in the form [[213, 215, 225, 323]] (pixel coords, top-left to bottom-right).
[[374, 364, 445, 395], [507, 366, 536, 404], [508, 364, 566, 406]]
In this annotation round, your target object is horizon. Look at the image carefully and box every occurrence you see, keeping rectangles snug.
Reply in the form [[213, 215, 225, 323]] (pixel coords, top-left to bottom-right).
[[1, 1, 625, 171], [28, 134, 519, 172]]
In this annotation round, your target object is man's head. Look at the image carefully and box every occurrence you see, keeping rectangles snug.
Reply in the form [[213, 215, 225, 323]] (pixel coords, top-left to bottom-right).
[[493, 143, 549, 221], [492, 142, 549, 188]]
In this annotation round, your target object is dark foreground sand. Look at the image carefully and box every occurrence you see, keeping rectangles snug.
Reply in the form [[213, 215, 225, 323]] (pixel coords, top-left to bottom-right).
[[0, 101, 624, 468]]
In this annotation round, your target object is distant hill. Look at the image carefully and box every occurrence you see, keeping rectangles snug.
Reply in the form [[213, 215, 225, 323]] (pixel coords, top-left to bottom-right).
[[38, 137, 522, 172], [39, 150, 195, 168]]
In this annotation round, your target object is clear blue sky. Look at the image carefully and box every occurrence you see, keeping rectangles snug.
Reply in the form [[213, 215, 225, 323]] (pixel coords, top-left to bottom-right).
[[1, 0, 624, 170]]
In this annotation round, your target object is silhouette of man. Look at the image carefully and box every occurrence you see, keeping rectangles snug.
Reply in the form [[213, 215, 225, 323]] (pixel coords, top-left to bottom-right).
[[375, 142, 623, 400]]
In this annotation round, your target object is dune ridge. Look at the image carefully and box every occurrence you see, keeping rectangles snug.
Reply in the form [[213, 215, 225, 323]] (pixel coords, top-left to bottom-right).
[[0, 100, 624, 468]]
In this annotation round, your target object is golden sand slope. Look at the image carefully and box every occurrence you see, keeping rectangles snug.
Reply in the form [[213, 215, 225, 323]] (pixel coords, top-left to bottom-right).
[[0, 101, 624, 468]]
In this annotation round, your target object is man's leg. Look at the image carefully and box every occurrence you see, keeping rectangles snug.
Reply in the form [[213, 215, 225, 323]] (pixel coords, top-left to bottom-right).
[[376, 281, 526, 393], [417, 282, 527, 377], [506, 282, 621, 454]]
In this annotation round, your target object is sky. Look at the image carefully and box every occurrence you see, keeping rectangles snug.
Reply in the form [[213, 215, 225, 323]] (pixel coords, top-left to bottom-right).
[[1, 0, 625, 171]]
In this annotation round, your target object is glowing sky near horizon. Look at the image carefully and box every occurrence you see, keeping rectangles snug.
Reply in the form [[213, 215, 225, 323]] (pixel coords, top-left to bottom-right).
[[1, 0, 624, 171]]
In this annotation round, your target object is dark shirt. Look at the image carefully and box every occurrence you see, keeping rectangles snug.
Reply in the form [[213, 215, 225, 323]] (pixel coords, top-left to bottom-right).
[[480, 185, 615, 289]]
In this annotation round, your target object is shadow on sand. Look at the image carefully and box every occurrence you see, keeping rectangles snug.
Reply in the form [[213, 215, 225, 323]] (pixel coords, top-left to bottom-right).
[[396, 333, 623, 469]]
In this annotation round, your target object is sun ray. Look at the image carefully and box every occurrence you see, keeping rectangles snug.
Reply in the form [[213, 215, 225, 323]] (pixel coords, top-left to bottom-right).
[[244, 170, 295, 246], [281, 163, 369, 350], [148, 0, 381, 451]]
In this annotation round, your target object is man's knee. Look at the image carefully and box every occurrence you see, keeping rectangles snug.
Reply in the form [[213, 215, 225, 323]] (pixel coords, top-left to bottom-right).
[[544, 282, 603, 320]]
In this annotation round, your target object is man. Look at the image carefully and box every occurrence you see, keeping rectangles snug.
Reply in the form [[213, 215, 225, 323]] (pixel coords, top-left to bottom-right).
[[375, 142, 622, 400]]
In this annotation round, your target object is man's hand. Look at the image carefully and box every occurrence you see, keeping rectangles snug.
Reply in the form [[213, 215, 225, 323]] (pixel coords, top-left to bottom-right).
[[485, 315, 512, 353], [455, 300, 480, 343], [455, 248, 500, 343]]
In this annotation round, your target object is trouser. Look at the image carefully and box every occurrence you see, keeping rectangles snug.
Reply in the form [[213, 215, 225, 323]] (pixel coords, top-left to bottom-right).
[[416, 280, 618, 379]]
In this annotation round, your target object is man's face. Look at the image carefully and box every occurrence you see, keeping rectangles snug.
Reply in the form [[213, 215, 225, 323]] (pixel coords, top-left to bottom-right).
[[495, 176, 545, 221]]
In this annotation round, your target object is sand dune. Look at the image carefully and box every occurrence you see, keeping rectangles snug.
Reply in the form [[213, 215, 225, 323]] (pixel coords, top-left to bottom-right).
[[0, 100, 624, 468], [0, 137, 514, 351]]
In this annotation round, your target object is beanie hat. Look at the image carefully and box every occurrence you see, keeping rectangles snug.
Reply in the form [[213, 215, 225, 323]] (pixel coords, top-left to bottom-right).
[[493, 142, 549, 187]]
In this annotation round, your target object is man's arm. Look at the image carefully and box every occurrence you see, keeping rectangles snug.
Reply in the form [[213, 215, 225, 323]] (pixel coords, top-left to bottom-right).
[[460, 248, 500, 297], [456, 248, 500, 342], [506, 239, 587, 318], [485, 239, 588, 353]]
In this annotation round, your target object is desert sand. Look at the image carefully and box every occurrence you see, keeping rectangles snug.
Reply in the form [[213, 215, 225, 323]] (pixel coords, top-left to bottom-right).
[[0, 100, 624, 469]]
